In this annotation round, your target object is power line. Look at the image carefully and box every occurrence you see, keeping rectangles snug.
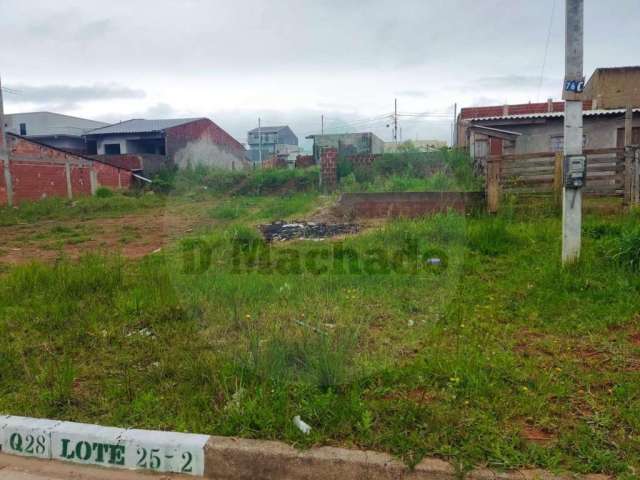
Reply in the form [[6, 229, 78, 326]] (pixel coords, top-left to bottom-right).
[[537, 0, 557, 101]]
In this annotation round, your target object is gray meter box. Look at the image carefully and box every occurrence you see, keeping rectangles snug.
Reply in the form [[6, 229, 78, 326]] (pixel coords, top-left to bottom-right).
[[564, 155, 587, 189]]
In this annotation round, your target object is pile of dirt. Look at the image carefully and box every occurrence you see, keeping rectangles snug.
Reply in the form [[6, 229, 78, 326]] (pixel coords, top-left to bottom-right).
[[259, 220, 360, 242]]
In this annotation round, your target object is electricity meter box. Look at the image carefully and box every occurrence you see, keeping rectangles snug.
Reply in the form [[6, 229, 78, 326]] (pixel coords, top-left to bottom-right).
[[564, 154, 587, 189]]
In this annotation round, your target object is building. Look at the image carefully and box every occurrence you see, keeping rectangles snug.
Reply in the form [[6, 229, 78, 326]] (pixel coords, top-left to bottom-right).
[[584, 66, 640, 110], [247, 125, 299, 166], [1, 133, 134, 206], [306, 132, 384, 163], [457, 66, 640, 170], [85, 117, 247, 176], [3, 112, 108, 154]]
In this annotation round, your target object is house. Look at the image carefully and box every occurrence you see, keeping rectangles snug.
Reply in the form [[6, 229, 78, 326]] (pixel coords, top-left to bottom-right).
[[584, 66, 640, 109], [85, 117, 247, 176], [457, 66, 640, 170], [306, 132, 384, 163], [247, 125, 299, 166], [3, 112, 108, 154]]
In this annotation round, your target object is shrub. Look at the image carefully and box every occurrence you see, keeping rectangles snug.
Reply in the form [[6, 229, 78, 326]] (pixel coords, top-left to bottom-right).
[[95, 187, 114, 198]]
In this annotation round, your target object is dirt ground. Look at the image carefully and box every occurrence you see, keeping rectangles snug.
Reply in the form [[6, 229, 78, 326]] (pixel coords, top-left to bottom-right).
[[0, 206, 209, 267]]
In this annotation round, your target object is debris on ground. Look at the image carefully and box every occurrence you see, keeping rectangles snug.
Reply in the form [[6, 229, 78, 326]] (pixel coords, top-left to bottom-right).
[[293, 415, 312, 434], [259, 220, 360, 242]]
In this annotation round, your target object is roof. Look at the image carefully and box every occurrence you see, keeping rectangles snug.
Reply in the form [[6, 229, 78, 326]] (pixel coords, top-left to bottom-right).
[[86, 118, 204, 136], [592, 66, 640, 75], [248, 125, 289, 134], [468, 125, 522, 137], [466, 108, 640, 122], [305, 132, 377, 139], [4, 111, 109, 137]]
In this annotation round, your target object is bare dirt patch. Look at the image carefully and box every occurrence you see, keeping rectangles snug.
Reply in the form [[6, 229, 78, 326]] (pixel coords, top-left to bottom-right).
[[0, 206, 208, 266]]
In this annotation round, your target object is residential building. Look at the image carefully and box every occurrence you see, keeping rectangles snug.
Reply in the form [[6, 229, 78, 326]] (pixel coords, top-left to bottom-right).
[[456, 66, 640, 170], [247, 125, 298, 165], [583, 66, 640, 109], [306, 132, 384, 163], [85, 117, 247, 175], [3, 112, 108, 153]]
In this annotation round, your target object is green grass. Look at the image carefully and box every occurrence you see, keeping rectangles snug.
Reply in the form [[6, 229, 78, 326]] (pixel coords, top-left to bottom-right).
[[0, 196, 639, 477], [0, 193, 164, 226]]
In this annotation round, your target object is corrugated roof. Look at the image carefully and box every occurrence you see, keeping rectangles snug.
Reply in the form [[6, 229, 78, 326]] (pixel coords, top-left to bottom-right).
[[467, 108, 639, 122], [86, 118, 204, 135], [248, 125, 288, 134]]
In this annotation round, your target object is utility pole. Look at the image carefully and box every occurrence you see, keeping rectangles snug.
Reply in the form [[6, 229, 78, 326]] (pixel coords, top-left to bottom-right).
[[453, 103, 458, 147], [0, 76, 13, 206], [561, 0, 585, 264], [257, 117, 261, 170], [321, 114, 324, 135], [394, 98, 398, 145]]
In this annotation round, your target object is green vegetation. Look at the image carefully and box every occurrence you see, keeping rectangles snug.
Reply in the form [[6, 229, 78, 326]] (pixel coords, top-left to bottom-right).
[[0, 193, 164, 226], [338, 146, 482, 193], [1, 192, 639, 478]]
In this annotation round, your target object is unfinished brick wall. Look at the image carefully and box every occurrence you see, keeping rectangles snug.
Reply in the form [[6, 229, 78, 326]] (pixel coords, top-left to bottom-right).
[[295, 155, 314, 169], [320, 148, 338, 190], [0, 134, 132, 205]]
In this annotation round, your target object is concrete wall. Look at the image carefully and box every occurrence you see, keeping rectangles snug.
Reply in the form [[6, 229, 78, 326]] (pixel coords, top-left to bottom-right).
[[584, 67, 640, 109], [0, 134, 131, 205], [165, 118, 247, 170]]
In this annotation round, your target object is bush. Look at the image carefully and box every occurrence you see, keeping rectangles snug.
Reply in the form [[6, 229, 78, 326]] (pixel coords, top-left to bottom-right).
[[94, 187, 114, 198]]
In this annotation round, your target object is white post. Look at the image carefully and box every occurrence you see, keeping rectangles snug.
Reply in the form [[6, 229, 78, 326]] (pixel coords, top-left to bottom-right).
[[562, 0, 584, 264], [0, 75, 13, 206]]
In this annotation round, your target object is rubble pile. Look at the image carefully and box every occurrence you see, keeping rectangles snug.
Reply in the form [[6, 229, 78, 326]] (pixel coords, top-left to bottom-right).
[[259, 220, 360, 242]]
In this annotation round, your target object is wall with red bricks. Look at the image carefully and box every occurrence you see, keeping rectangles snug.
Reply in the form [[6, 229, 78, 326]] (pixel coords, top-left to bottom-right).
[[90, 154, 144, 171], [320, 148, 338, 190], [0, 160, 7, 205], [295, 155, 314, 169], [0, 134, 132, 205]]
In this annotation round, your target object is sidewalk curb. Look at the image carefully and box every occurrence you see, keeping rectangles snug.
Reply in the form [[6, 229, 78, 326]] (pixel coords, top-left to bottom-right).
[[1, 415, 613, 479]]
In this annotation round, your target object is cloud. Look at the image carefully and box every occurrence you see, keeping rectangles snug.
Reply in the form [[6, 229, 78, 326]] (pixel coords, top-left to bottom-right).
[[6, 83, 146, 108]]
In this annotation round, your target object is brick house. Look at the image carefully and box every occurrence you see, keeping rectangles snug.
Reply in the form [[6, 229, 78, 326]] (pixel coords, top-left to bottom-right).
[[85, 118, 247, 176], [1, 133, 133, 206]]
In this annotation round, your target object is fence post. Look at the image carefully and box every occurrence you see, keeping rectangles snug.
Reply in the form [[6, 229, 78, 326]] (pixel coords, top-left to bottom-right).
[[65, 161, 73, 199], [486, 155, 501, 213], [554, 152, 563, 207], [624, 106, 633, 206]]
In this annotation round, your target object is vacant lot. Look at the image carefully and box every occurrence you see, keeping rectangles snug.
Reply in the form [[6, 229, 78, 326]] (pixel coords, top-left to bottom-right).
[[0, 190, 639, 478]]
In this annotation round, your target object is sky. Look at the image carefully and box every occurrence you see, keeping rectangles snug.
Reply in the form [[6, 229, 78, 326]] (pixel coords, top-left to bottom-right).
[[1, 0, 638, 150]]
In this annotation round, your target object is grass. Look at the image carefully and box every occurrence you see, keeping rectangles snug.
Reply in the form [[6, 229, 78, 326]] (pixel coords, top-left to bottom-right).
[[0, 194, 639, 477], [0, 193, 164, 226]]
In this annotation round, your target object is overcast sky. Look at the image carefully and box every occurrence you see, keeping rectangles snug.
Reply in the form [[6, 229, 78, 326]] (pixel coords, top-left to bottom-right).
[[1, 0, 638, 149]]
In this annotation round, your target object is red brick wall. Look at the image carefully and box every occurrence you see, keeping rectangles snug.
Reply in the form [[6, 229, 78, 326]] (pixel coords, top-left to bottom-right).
[[0, 134, 132, 205], [11, 161, 69, 201], [295, 155, 314, 169], [90, 154, 144, 171], [320, 148, 338, 190], [460, 100, 594, 120], [165, 118, 246, 163], [0, 160, 7, 205]]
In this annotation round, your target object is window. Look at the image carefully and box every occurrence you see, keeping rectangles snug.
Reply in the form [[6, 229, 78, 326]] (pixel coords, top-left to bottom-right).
[[104, 143, 121, 155], [19, 123, 27, 136]]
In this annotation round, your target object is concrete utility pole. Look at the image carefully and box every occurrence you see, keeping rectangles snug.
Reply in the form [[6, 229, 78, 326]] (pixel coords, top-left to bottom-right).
[[0, 75, 13, 206], [453, 103, 458, 147], [394, 98, 398, 145], [321, 114, 324, 135], [561, 0, 584, 264]]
